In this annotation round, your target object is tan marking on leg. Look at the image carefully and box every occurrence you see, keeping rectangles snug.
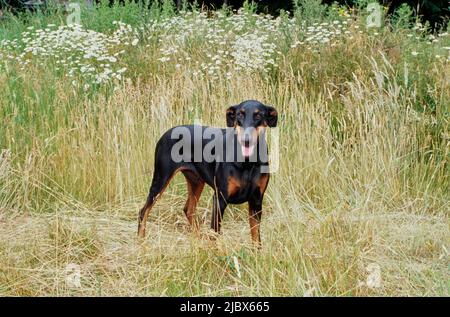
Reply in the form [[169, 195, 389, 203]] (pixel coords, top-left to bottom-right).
[[248, 209, 261, 247], [183, 171, 205, 231], [138, 201, 155, 238], [138, 167, 192, 238]]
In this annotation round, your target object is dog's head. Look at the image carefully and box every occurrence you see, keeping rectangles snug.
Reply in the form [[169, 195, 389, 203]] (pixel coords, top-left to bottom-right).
[[226, 100, 278, 158]]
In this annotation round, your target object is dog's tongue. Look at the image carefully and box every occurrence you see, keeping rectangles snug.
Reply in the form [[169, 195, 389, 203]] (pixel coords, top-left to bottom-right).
[[242, 145, 255, 157]]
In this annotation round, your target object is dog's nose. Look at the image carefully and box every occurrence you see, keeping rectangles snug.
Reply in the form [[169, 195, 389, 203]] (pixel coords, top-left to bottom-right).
[[243, 134, 251, 146], [241, 129, 252, 146]]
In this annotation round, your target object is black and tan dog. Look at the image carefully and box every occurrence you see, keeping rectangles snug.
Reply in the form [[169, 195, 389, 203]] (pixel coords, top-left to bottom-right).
[[138, 100, 277, 246]]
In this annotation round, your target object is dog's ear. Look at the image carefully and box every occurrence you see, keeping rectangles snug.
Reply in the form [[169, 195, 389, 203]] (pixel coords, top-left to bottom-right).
[[226, 105, 238, 127], [265, 106, 278, 127]]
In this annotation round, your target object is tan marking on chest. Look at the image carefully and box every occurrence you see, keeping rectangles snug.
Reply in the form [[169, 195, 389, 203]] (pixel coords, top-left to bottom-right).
[[227, 176, 242, 197], [256, 174, 270, 194]]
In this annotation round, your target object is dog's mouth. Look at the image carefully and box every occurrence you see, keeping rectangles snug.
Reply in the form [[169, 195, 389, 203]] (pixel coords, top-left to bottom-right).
[[241, 144, 255, 157]]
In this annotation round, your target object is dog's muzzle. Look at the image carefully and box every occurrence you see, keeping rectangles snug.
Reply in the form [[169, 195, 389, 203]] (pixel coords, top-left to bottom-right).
[[238, 128, 257, 158]]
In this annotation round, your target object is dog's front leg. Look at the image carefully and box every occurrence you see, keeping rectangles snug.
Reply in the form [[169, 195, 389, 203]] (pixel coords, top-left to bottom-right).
[[211, 191, 227, 234], [248, 198, 263, 247]]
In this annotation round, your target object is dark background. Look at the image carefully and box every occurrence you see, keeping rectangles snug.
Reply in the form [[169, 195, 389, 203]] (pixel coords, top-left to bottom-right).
[[205, 0, 449, 27], [1, 1, 449, 27]]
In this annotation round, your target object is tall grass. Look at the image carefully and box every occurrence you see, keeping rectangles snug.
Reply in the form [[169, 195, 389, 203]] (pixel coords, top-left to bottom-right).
[[0, 1, 448, 296]]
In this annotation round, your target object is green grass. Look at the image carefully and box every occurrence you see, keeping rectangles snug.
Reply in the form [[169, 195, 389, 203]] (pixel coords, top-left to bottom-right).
[[0, 1, 448, 296]]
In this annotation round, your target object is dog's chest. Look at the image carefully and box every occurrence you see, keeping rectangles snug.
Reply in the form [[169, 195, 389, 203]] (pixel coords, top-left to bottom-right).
[[226, 168, 260, 201]]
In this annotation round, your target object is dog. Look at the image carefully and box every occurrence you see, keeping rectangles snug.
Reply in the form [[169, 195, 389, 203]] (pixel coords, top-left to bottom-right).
[[138, 100, 278, 246]]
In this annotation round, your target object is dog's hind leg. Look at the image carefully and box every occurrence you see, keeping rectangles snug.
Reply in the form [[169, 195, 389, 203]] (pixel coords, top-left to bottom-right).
[[182, 170, 205, 231], [138, 165, 178, 238]]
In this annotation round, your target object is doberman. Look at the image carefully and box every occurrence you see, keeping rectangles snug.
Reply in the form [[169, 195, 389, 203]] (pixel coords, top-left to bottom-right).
[[138, 100, 278, 246]]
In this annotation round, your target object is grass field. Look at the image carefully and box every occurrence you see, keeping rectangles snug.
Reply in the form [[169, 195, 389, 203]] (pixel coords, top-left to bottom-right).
[[0, 1, 449, 296]]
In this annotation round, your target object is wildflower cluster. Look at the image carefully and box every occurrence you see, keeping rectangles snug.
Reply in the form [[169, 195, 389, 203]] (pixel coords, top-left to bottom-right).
[[146, 10, 286, 78], [290, 19, 353, 50], [1, 10, 448, 83], [0, 22, 139, 85], [405, 22, 450, 61]]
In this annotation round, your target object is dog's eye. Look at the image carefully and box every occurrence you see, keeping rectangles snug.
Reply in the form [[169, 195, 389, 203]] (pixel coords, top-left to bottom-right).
[[254, 114, 261, 120]]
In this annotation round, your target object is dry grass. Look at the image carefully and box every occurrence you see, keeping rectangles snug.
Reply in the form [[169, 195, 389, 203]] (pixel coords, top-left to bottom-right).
[[0, 197, 447, 296]]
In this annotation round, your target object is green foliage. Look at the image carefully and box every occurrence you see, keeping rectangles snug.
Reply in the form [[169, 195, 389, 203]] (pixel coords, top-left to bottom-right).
[[79, 0, 154, 32], [293, 0, 327, 24], [392, 3, 414, 30], [241, 0, 258, 14]]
